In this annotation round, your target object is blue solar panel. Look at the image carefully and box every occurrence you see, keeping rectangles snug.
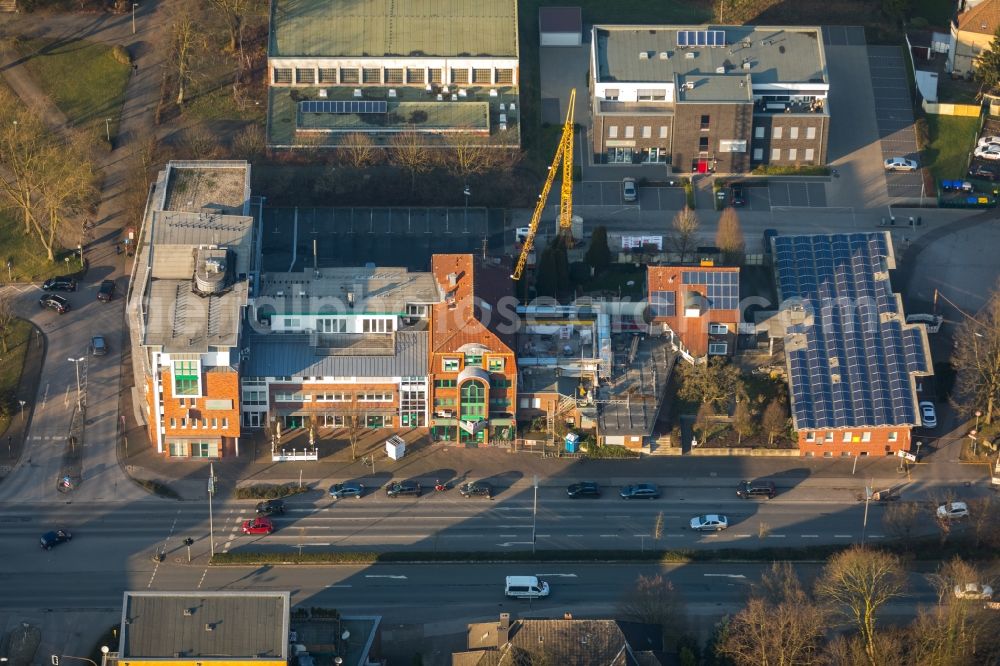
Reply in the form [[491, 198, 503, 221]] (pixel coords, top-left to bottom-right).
[[676, 30, 725, 47], [300, 100, 388, 114], [649, 290, 675, 318], [775, 232, 931, 432], [682, 270, 738, 310]]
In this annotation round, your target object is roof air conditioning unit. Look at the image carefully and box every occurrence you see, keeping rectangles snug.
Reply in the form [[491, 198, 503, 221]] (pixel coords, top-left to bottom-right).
[[388, 88, 397, 98], [742, 61, 752, 70], [639, 51, 649, 60], [659, 51, 670, 59], [353, 88, 362, 98], [683, 82, 695, 90], [715, 66, 726, 74], [685, 51, 696, 59], [317, 89, 327, 98]]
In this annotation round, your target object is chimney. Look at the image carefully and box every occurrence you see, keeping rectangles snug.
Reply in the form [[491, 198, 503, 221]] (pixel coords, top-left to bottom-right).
[[347, 291, 355, 308], [563, 612, 573, 620], [448, 272, 459, 288], [497, 613, 511, 649]]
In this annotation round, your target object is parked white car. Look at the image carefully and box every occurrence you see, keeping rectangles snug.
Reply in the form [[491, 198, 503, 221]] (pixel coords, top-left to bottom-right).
[[690, 514, 729, 532], [978, 135, 1000, 147], [954, 583, 993, 600], [920, 401, 937, 429], [975, 145, 1000, 160], [936, 501, 969, 520], [884, 157, 918, 171]]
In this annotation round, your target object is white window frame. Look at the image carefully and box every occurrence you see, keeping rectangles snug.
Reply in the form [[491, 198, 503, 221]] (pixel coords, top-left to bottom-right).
[[608, 125, 618, 139], [709, 324, 729, 334], [642, 126, 652, 139], [773, 126, 783, 139], [771, 148, 781, 161], [805, 431, 816, 442], [789, 127, 798, 139], [804, 148, 815, 161], [659, 126, 668, 139], [806, 126, 817, 140], [842, 431, 852, 443], [624, 126, 634, 139], [753, 148, 763, 161], [788, 148, 797, 161], [708, 342, 728, 355], [888, 431, 898, 442], [824, 432, 834, 443], [443, 358, 460, 372], [861, 431, 871, 442], [754, 126, 765, 139]]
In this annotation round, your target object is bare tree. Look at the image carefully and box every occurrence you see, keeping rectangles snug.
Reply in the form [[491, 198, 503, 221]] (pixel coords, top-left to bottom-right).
[[37, 138, 97, 261], [951, 282, 1000, 425], [207, 0, 254, 52], [677, 357, 743, 411], [929, 556, 985, 603], [171, 13, 200, 106], [444, 134, 499, 181], [760, 398, 788, 446], [881, 501, 922, 543], [340, 132, 380, 169], [716, 206, 746, 265], [733, 399, 755, 444], [694, 401, 715, 444], [232, 124, 265, 161], [617, 574, 686, 649], [718, 563, 827, 666], [670, 207, 699, 262], [816, 545, 907, 666], [0, 294, 15, 354], [824, 630, 905, 666], [0, 89, 47, 236], [390, 130, 433, 192], [966, 495, 999, 548]]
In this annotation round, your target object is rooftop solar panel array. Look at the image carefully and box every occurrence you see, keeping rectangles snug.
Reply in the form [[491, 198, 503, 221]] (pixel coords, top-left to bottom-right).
[[774, 233, 930, 430], [676, 30, 726, 47], [300, 100, 388, 114], [683, 270, 739, 310]]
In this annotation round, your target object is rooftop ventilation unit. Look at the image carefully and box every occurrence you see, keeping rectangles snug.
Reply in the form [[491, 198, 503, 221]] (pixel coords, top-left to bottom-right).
[[317, 89, 327, 98], [715, 66, 726, 74], [193, 248, 230, 295], [659, 51, 670, 59], [742, 61, 752, 70], [685, 51, 697, 59], [639, 51, 649, 60], [683, 81, 695, 90]]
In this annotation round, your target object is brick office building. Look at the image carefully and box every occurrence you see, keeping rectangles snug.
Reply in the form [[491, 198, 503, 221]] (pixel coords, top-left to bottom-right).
[[428, 255, 518, 446], [647, 265, 740, 358], [126, 161, 254, 458], [773, 233, 933, 457], [590, 25, 829, 171]]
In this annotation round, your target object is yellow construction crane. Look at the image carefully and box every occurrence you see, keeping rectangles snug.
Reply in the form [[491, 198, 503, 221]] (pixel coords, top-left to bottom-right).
[[511, 88, 576, 281]]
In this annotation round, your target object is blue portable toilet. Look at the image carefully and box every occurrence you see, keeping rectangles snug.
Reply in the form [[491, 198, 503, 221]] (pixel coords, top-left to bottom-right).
[[565, 432, 580, 453]]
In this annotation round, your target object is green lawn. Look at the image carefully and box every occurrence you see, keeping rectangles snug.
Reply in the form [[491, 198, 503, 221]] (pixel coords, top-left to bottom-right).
[[924, 114, 979, 182], [0, 209, 77, 284], [583, 264, 646, 299], [18, 38, 131, 145], [0, 319, 33, 439]]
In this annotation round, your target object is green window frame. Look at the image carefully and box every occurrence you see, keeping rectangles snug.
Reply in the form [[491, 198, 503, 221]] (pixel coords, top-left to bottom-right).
[[464, 354, 482, 366], [487, 357, 504, 372], [443, 358, 460, 372], [434, 379, 457, 388], [460, 381, 486, 421], [173, 360, 200, 396]]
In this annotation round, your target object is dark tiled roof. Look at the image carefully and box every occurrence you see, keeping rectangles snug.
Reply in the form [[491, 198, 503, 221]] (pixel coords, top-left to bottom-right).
[[539, 7, 582, 33]]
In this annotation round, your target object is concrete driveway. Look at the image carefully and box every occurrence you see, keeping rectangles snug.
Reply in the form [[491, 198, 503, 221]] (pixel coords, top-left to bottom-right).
[[868, 45, 923, 200]]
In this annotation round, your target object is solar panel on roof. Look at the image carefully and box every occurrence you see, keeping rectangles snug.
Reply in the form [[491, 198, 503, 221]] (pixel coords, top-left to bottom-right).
[[300, 100, 388, 114]]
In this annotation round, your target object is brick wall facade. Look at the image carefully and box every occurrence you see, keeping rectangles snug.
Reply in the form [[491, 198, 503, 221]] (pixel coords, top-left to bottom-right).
[[750, 113, 829, 167], [797, 426, 911, 458], [157, 368, 241, 457], [672, 102, 753, 174], [591, 112, 673, 164]]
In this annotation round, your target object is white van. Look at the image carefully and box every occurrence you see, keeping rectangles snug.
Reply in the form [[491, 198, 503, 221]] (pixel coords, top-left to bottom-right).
[[505, 575, 550, 599]]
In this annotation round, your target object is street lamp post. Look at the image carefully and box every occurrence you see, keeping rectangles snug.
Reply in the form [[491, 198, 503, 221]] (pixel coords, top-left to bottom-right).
[[18, 399, 25, 421], [132, 3, 138, 34], [208, 463, 217, 557], [68, 357, 85, 411], [975, 410, 982, 434], [105, 118, 111, 143]]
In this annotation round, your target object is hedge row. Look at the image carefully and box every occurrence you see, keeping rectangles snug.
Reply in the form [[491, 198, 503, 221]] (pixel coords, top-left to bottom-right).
[[234, 483, 312, 500], [209, 537, 999, 566]]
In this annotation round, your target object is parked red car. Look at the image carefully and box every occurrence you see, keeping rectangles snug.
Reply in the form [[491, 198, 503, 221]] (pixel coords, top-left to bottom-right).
[[241, 517, 274, 535]]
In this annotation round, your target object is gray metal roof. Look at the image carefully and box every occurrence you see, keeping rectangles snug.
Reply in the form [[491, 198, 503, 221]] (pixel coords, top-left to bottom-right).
[[120, 591, 289, 660], [270, 0, 519, 58], [595, 25, 827, 86], [245, 330, 428, 378], [259, 267, 440, 315], [151, 211, 254, 269]]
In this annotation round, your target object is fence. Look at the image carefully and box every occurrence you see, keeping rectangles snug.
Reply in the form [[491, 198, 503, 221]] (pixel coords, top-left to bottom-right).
[[921, 99, 982, 116]]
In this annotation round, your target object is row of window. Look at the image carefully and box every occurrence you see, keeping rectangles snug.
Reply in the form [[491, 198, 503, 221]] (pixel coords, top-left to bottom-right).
[[754, 147, 816, 162], [273, 392, 393, 402], [756, 125, 818, 141], [434, 377, 511, 389], [607, 125, 669, 140], [168, 441, 216, 458], [282, 317, 394, 333], [605, 147, 668, 164], [804, 430, 898, 443], [169, 417, 229, 429], [272, 67, 514, 86], [441, 356, 506, 372]]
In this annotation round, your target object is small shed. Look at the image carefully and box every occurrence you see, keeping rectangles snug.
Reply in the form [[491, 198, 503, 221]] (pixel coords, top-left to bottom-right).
[[539, 7, 582, 47]]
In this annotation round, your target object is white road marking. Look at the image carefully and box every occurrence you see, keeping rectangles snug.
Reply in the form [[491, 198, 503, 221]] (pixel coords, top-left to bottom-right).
[[365, 575, 407, 580], [325, 584, 352, 588], [197, 568, 209, 589], [734, 534, 752, 538], [535, 573, 578, 577], [801, 534, 819, 538], [767, 534, 787, 538], [535, 534, 550, 538], [443, 534, 484, 538], [295, 543, 331, 546], [497, 542, 535, 547], [633, 533, 651, 537], [834, 534, 852, 538], [704, 574, 747, 579], [566, 534, 584, 537], [496, 525, 531, 528], [599, 534, 618, 538], [498, 534, 517, 538], [868, 535, 884, 539], [666, 533, 686, 538]]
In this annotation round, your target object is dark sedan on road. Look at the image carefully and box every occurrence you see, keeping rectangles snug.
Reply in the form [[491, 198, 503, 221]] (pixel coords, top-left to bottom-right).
[[39, 294, 70, 314], [42, 276, 76, 292], [386, 481, 422, 498], [40, 529, 72, 550], [255, 499, 285, 515], [567, 482, 601, 498], [459, 481, 493, 499], [619, 483, 660, 500], [330, 482, 366, 499], [90, 335, 108, 356], [729, 183, 746, 207], [97, 280, 116, 302]]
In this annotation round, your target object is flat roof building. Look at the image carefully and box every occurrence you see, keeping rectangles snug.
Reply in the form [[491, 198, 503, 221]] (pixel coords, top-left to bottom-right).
[[590, 24, 829, 172], [267, 0, 521, 148]]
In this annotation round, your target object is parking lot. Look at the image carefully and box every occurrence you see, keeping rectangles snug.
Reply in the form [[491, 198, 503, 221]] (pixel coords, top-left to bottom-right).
[[868, 45, 923, 198], [260, 207, 506, 271]]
